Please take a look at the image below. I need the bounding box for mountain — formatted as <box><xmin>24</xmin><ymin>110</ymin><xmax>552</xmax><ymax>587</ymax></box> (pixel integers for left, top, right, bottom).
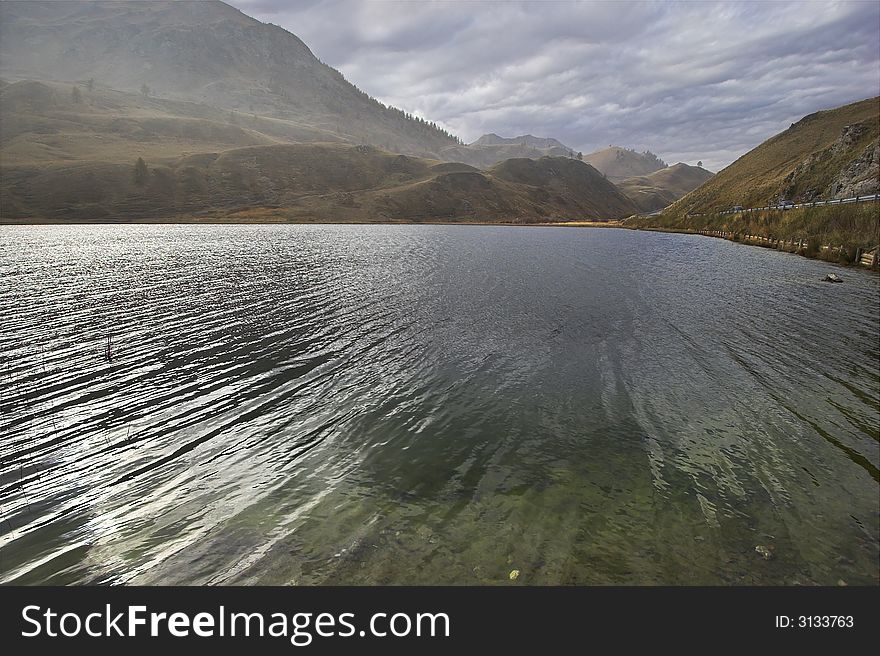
<box><xmin>0</xmin><ymin>0</ymin><xmax>459</xmax><ymax>158</ymax></box>
<box><xmin>0</xmin><ymin>1</ymin><xmax>640</xmax><ymax>224</ymax></box>
<box><xmin>0</xmin><ymin>84</ymin><xmax>637</xmax><ymax>224</ymax></box>
<box><xmin>437</xmin><ymin>133</ymin><xmax>576</xmax><ymax>168</ymax></box>
<box><xmin>618</xmin><ymin>163</ymin><xmax>714</xmax><ymax>213</ymax></box>
<box><xmin>582</xmin><ymin>147</ymin><xmax>667</xmax><ymax>182</ymax></box>
<box><xmin>471</xmin><ymin>134</ymin><xmax>570</xmax><ymax>150</ymax></box>
<box><xmin>663</xmin><ymin>96</ymin><xmax>879</xmax><ymax>217</ymax></box>
<box><xmin>1</xmin><ymin>143</ymin><xmax>638</xmax><ymax>223</ymax></box>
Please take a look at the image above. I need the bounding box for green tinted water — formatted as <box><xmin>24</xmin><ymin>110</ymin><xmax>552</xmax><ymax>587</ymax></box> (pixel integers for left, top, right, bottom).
<box><xmin>1</xmin><ymin>225</ymin><xmax>877</xmax><ymax>585</ymax></box>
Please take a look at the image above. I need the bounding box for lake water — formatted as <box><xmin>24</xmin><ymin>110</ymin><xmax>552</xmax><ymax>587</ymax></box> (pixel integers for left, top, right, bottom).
<box><xmin>1</xmin><ymin>224</ymin><xmax>877</xmax><ymax>585</ymax></box>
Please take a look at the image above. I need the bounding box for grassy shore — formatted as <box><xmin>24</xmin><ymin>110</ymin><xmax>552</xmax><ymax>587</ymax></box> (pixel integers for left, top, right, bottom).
<box><xmin>628</xmin><ymin>203</ymin><xmax>879</xmax><ymax>264</ymax></box>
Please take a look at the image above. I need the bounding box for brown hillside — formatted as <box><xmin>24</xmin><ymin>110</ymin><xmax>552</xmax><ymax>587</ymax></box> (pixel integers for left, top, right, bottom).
<box><xmin>488</xmin><ymin>157</ymin><xmax>637</xmax><ymax>218</ymax></box>
<box><xmin>1</xmin><ymin>144</ymin><xmax>637</xmax><ymax>223</ymax></box>
<box><xmin>618</xmin><ymin>163</ymin><xmax>714</xmax><ymax>213</ymax></box>
<box><xmin>663</xmin><ymin>96</ymin><xmax>879</xmax><ymax>218</ymax></box>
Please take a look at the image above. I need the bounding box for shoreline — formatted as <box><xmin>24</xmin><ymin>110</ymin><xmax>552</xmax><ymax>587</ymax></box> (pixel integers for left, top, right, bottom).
<box><xmin>0</xmin><ymin>218</ymin><xmax>625</xmax><ymax>227</ymax></box>
<box><xmin>2</xmin><ymin>217</ymin><xmax>876</xmax><ymax>271</ymax></box>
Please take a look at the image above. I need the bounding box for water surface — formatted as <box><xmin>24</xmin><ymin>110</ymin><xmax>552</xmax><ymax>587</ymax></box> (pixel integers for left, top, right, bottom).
<box><xmin>1</xmin><ymin>225</ymin><xmax>878</xmax><ymax>585</ymax></box>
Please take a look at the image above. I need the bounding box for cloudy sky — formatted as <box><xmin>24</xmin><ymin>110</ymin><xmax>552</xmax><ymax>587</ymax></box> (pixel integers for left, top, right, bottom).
<box><xmin>231</xmin><ymin>0</ymin><xmax>880</xmax><ymax>171</ymax></box>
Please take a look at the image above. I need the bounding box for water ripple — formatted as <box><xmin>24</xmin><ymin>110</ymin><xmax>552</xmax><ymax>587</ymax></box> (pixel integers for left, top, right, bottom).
<box><xmin>0</xmin><ymin>225</ymin><xmax>877</xmax><ymax>585</ymax></box>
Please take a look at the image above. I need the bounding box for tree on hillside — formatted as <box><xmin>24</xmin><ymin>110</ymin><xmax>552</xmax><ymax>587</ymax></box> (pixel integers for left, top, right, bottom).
<box><xmin>140</xmin><ymin>83</ymin><xmax>150</xmax><ymax>98</ymax></box>
<box><xmin>71</xmin><ymin>86</ymin><xmax>82</xmax><ymax>103</ymax></box>
<box><xmin>697</xmin><ymin>160</ymin><xmax>703</xmax><ymax>168</ymax></box>
<box><xmin>577</xmin><ymin>152</ymin><xmax>583</xmax><ymax>160</ymax></box>
<box><xmin>133</xmin><ymin>157</ymin><xmax>148</xmax><ymax>186</ymax></box>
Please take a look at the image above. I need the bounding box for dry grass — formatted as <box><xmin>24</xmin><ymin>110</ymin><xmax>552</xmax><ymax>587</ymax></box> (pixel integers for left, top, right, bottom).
<box><xmin>631</xmin><ymin>97</ymin><xmax>880</xmax><ymax>252</ymax></box>
<box><xmin>542</xmin><ymin>220</ymin><xmax>622</xmax><ymax>227</ymax></box>
<box><xmin>665</xmin><ymin>97</ymin><xmax>879</xmax><ymax>217</ymax></box>
<box><xmin>630</xmin><ymin>203</ymin><xmax>880</xmax><ymax>252</ymax></box>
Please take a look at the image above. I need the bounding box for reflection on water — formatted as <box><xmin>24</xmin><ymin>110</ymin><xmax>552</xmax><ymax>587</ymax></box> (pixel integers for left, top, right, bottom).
<box><xmin>0</xmin><ymin>225</ymin><xmax>877</xmax><ymax>585</ymax></box>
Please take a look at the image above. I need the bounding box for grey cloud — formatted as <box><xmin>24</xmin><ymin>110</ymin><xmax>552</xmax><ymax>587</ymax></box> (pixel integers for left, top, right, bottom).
<box><xmin>232</xmin><ymin>0</ymin><xmax>880</xmax><ymax>171</ymax></box>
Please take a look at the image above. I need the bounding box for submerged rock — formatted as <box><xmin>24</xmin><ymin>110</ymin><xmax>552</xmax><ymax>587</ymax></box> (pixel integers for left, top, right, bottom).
<box><xmin>755</xmin><ymin>545</ymin><xmax>774</xmax><ymax>560</ymax></box>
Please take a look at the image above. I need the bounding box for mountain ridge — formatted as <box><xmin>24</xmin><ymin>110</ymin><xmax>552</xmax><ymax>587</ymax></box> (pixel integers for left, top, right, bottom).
<box><xmin>436</xmin><ymin>133</ymin><xmax>576</xmax><ymax>168</ymax></box>
<box><xmin>471</xmin><ymin>134</ymin><xmax>571</xmax><ymax>150</ymax></box>
<box><xmin>0</xmin><ymin>0</ymin><xmax>461</xmax><ymax>158</ymax></box>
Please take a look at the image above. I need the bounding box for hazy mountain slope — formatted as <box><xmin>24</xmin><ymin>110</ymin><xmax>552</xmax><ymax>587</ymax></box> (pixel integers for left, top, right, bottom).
<box><xmin>618</xmin><ymin>163</ymin><xmax>714</xmax><ymax>213</ymax></box>
<box><xmin>488</xmin><ymin>157</ymin><xmax>637</xmax><ymax>218</ymax></box>
<box><xmin>0</xmin><ymin>80</ymin><xmax>286</xmax><ymax>166</ymax></box>
<box><xmin>664</xmin><ymin>96</ymin><xmax>879</xmax><ymax>217</ymax></box>
<box><xmin>0</xmin><ymin>0</ymin><xmax>459</xmax><ymax>158</ymax></box>
<box><xmin>582</xmin><ymin>146</ymin><xmax>667</xmax><ymax>182</ymax></box>
<box><xmin>471</xmin><ymin>134</ymin><xmax>570</xmax><ymax>150</ymax></box>
<box><xmin>1</xmin><ymin>144</ymin><xmax>637</xmax><ymax>223</ymax></box>
<box><xmin>438</xmin><ymin>133</ymin><xmax>575</xmax><ymax>168</ymax></box>
<box><xmin>0</xmin><ymin>1</ymin><xmax>639</xmax><ymax>224</ymax></box>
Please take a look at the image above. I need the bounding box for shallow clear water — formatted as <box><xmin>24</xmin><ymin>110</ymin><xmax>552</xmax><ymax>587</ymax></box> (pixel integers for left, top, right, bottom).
<box><xmin>0</xmin><ymin>224</ymin><xmax>877</xmax><ymax>585</ymax></box>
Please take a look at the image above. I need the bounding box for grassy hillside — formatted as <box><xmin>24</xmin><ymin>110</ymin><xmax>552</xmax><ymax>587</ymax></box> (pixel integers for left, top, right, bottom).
<box><xmin>629</xmin><ymin>203</ymin><xmax>879</xmax><ymax>255</ymax></box>
<box><xmin>488</xmin><ymin>157</ymin><xmax>636</xmax><ymax>218</ymax></box>
<box><xmin>1</xmin><ymin>141</ymin><xmax>638</xmax><ymax>223</ymax></box>
<box><xmin>662</xmin><ymin>96</ymin><xmax>879</xmax><ymax>217</ymax></box>
<box><xmin>618</xmin><ymin>163</ymin><xmax>714</xmax><ymax>213</ymax></box>
<box><xmin>628</xmin><ymin>97</ymin><xmax>880</xmax><ymax>255</ymax></box>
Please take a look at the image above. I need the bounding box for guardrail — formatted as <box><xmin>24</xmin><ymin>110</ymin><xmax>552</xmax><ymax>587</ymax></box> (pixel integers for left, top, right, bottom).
<box><xmin>717</xmin><ymin>193</ymin><xmax>880</xmax><ymax>215</ymax></box>
<box><xmin>694</xmin><ymin>230</ymin><xmax>879</xmax><ymax>269</ymax></box>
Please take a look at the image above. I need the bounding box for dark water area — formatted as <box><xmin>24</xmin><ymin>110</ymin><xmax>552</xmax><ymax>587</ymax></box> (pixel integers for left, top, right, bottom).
<box><xmin>1</xmin><ymin>224</ymin><xmax>877</xmax><ymax>585</ymax></box>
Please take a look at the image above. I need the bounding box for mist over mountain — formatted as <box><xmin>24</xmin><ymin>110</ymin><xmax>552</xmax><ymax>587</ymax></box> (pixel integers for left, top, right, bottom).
<box><xmin>435</xmin><ymin>133</ymin><xmax>577</xmax><ymax>169</ymax></box>
<box><xmin>0</xmin><ymin>78</ymin><xmax>637</xmax><ymax>223</ymax></box>
<box><xmin>582</xmin><ymin>147</ymin><xmax>668</xmax><ymax>183</ymax></box>
<box><xmin>471</xmin><ymin>134</ymin><xmax>570</xmax><ymax>150</ymax></box>
<box><xmin>0</xmin><ymin>0</ymin><xmax>460</xmax><ymax>158</ymax></box>
<box><xmin>0</xmin><ymin>0</ymin><xmax>750</xmax><ymax>225</ymax></box>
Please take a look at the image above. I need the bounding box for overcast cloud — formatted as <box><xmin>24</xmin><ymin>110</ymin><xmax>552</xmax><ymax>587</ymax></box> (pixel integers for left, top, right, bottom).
<box><xmin>231</xmin><ymin>0</ymin><xmax>880</xmax><ymax>171</ymax></box>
